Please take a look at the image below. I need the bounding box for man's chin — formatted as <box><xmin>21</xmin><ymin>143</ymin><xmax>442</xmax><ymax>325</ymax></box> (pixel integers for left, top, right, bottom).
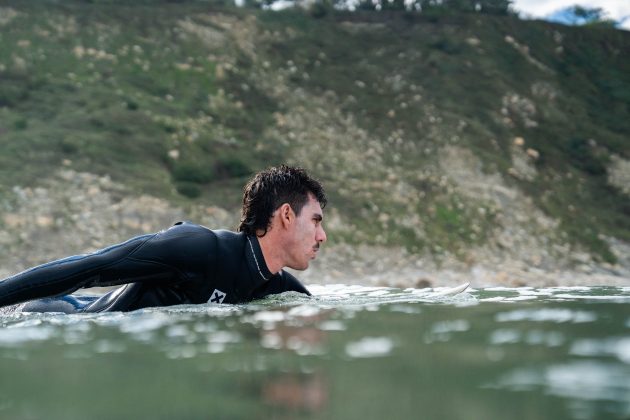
<box><xmin>288</xmin><ymin>261</ymin><xmax>310</xmax><ymax>271</ymax></box>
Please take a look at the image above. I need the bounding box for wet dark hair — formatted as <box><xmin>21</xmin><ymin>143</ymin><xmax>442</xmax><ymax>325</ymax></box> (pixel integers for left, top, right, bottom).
<box><xmin>238</xmin><ymin>165</ymin><xmax>327</xmax><ymax>236</ymax></box>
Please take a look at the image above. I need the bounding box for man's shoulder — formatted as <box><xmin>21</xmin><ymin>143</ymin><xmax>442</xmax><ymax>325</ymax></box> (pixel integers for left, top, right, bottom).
<box><xmin>211</xmin><ymin>228</ymin><xmax>247</xmax><ymax>248</ymax></box>
<box><xmin>158</xmin><ymin>222</ymin><xmax>215</xmax><ymax>244</ymax></box>
<box><xmin>166</xmin><ymin>223</ymin><xmax>249</xmax><ymax>252</ymax></box>
<box><xmin>168</xmin><ymin>222</ymin><xmax>241</xmax><ymax>240</ymax></box>
<box><xmin>212</xmin><ymin>228</ymin><xmax>242</xmax><ymax>239</ymax></box>
<box><xmin>165</xmin><ymin>222</ymin><xmax>248</xmax><ymax>252</ymax></box>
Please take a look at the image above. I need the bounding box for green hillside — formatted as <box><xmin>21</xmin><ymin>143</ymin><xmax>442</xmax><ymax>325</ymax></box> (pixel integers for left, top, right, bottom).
<box><xmin>0</xmin><ymin>1</ymin><xmax>629</xmax><ymax>275</ymax></box>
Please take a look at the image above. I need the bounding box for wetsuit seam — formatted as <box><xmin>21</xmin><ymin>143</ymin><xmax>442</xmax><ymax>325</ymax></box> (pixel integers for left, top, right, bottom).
<box><xmin>0</xmin><ymin>236</ymin><xmax>153</xmax><ymax>301</ymax></box>
<box><xmin>125</xmin><ymin>233</ymin><xmax>160</xmax><ymax>256</ymax></box>
<box><xmin>247</xmin><ymin>236</ymin><xmax>270</xmax><ymax>281</ymax></box>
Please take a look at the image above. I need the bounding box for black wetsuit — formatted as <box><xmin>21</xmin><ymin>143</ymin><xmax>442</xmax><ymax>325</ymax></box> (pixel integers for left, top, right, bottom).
<box><xmin>0</xmin><ymin>222</ymin><xmax>310</xmax><ymax>314</ymax></box>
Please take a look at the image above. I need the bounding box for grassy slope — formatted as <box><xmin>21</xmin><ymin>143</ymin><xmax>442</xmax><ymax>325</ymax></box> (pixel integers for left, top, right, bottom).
<box><xmin>0</xmin><ymin>1</ymin><xmax>279</xmax><ymax>208</ymax></box>
<box><xmin>0</xmin><ymin>1</ymin><xmax>628</xmax><ymax>262</ymax></box>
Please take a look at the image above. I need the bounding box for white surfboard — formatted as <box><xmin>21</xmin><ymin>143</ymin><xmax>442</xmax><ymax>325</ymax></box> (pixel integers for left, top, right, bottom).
<box><xmin>432</xmin><ymin>282</ymin><xmax>470</xmax><ymax>296</ymax></box>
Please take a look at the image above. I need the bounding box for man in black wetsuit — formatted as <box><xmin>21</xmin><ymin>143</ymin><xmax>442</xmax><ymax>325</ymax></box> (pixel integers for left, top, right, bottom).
<box><xmin>0</xmin><ymin>165</ymin><xmax>327</xmax><ymax>313</ymax></box>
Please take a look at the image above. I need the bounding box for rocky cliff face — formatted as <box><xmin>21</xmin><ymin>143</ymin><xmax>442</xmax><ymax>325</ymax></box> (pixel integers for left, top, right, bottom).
<box><xmin>0</xmin><ymin>4</ymin><xmax>628</xmax><ymax>287</ymax></box>
<box><xmin>0</xmin><ymin>169</ymin><xmax>236</xmax><ymax>278</ymax></box>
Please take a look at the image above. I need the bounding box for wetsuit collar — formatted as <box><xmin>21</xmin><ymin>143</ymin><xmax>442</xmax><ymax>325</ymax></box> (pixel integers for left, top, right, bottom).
<box><xmin>245</xmin><ymin>235</ymin><xmax>273</xmax><ymax>282</ymax></box>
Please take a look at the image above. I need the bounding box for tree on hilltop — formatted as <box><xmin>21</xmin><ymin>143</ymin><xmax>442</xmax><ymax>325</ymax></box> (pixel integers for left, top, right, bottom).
<box><xmin>550</xmin><ymin>5</ymin><xmax>617</xmax><ymax>27</ymax></box>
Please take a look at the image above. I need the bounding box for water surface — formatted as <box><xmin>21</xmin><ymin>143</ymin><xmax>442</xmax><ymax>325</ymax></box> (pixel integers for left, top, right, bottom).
<box><xmin>1</xmin><ymin>284</ymin><xmax>629</xmax><ymax>420</ymax></box>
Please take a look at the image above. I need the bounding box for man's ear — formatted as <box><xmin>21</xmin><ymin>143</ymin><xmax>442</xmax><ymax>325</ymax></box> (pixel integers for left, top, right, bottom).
<box><xmin>278</xmin><ymin>203</ymin><xmax>294</xmax><ymax>228</ymax></box>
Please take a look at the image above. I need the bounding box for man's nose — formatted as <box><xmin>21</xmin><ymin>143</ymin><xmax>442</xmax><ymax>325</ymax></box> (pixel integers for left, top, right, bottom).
<box><xmin>316</xmin><ymin>226</ymin><xmax>327</xmax><ymax>243</ymax></box>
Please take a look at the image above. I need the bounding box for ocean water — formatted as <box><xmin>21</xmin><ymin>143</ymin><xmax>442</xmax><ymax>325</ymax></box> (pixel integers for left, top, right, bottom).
<box><xmin>1</xmin><ymin>284</ymin><xmax>629</xmax><ymax>420</ymax></box>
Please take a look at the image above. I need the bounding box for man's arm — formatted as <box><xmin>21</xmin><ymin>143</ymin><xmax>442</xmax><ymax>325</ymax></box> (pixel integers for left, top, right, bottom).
<box><xmin>0</xmin><ymin>233</ymin><xmax>168</xmax><ymax>308</ymax></box>
<box><xmin>0</xmin><ymin>222</ymin><xmax>220</xmax><ymax>310</ymax></box>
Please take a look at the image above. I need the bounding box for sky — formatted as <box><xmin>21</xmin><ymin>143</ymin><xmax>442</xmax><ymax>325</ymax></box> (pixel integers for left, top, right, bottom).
<box><xmin>512</xmin><ymin>0</ymin><xmax>630</xmax><ymax>30</ymax></box>
<box><xmin>262</xmin><ymin>0</ymin><xmax>630</xmax><ymax>30</ymax></box>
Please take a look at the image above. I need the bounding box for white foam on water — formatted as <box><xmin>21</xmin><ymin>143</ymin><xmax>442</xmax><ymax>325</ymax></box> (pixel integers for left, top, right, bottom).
<box><xmin>309</xmin><ymin>283</ymin><xmax>475</xmax><ymax>304</ymax></box>
<box><xmin>119</xmin><ymin>312</ymin><xmax>172</xmax><ymax>334</ymax></box>
<box><xmin>205</xmin><ymin>342</ymin><xmax>226</xmax><ymax>354</ymax></box>
<box><xmin>193</xmin><ymin>322</ymin><xmax>218</xmax><ymax>334</ymax></box>
<box><xmin>488</xmin><ymin>361</ymin><xmax>630</xmax><ymax>412</ymax></box>
<box><xmin>207</xmin><ymin>330</ymin><xmax>241</xmax><ymax>345</ymax></box>
<box><xmin>366</xmin><ymin>289</ymin><xmax>391</xmax><ymax>297</ymax></box>
<box><xmin>495</xmin><ymin>308</ymin><xmax>597</xmax><ymax>323</ymax></box>
<box><xmin>571</xmin><ymin>337</ymin><xmax>630</xmax><ymax>364</ymax></box>
<box><xmin>166</xmin><ymin>345</ymin><xmax>197</xmax><ymax>360</ymax></box>
<box><xmin>489</xmin><ymin>328</ymin><xmax>565</xmax><ymax>347</ymax></box>
<box><xmin>63</xmin><ymin>325</ymin><xmax>92</xmax><ymax>345</ymax></box>
<box><xmin>489</xmin><ymin>329</ymin><xmax>522</xmax><ymax>345</ymax></box>
<box><xmin>345</xmin><ymin>336</ymin><xmax>394</xmax><ymax>358</ymax></box>
<box><xmin>425</xmin><ymin>319</ymin><xmax>471</xmax><ymax>343</ymax></box>
<box><xmin>388</xmin><ymin>304</ymin><xmax>421</xmax><ymax>314</ymax></box>
<box><xmin>485</xmin><ymin>287</ymin><xmax>524</xmax><ymax>292</ymax></box>
<box><xmin>249</xmin><ymin>310</ymin><xmax>286</xmax><ymax>324</ymax></box>
<box><xmin>540</xmin><ymin>286</ymin><xmax>592</xmax><ymax>292</ymax></box>
<box><xmin>554</xmin><ymin>294</ymin><xmax>630</xmax><ymax>301</ymax></box>
<box><xmin>502</xmin><ymin>295</ymin><xmax>538</xmax><ymax>302</ymax></box>
<box><xmin>545</xmin><ymin>361</ymin><xmax>630</xmax><ymax>404</ymax></box>
<box><xmin>479</xmin><ymin>296</ymin><xmax>508</xmax><ymax>302</ymax></box>
<box><xmin>94</xmin><ymin>339</ymin><xmax>126</xmax><ymax>354</ymax></box>
<box><xmin>525</xmin><ymin>330</ymin><xmax>564</xmax><ymax>347</ymax></box>
<box><xmin>260</xmin><ymin>331</ymin><xmax>283</xmax><ymax>350</ymax></box>
<box><xmin>166</xmin><ymin>324</ymin><xmax>189</xmax><ymax>338</ymax></box>
<box><xmin>431</xmin><ymin>319</ymin><xmax>470</xmax><ymax>334</ymax></box>
<box><xmin>286</xmin><ymin>335</ymin><xmax>326</xmax><ymax>356</ymax></box>
<box><xmin>318</xmin><ymin>320</ymin><xmax>346</xmax><ymax>331</ymax></box>
<box><xmin>517</xmin><ymin>289</ymin><xmax>553</xmax><ymax>296</ymax></box>
<box><xmin>286</xmin><ymin>304</ymin><xmax>321</xmax><ymax>318</ymax></box>
<box><xmin>0</xmin><ymin>325</ymin><xmax>56</xmax><ymax>346</ymax></box>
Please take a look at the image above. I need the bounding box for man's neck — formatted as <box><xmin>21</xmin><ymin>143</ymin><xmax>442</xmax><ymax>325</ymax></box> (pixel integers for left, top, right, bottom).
<box><xmin>256</xmin><ymin>233</ymin><xmax>284</xmax><ymax>275</ymax></box>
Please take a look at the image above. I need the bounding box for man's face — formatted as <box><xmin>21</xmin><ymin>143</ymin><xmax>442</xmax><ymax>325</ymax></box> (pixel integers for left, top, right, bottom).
<box><xmin>286</xmin><ymin>194</ymin><xmax>327</xmax><ymax>270</ymax></box>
